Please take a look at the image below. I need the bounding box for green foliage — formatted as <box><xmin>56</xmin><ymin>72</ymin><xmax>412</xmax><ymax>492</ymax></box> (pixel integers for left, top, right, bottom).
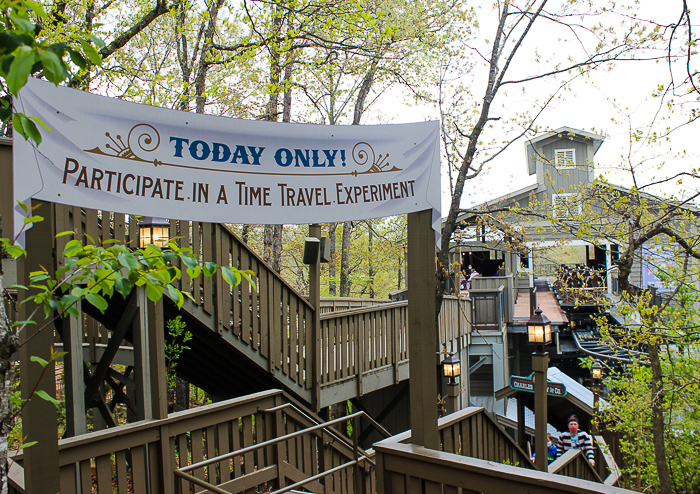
<box><xmin>0</xmin><ymin>0</ymin><xmax>104</xmax><ymax>144</ymax></box>
<box><xmin>594</xmin><ymin>261</ymin><xmax>700</xmax><ymax>493</ymax></box>
<box><xmin>165</xmin><ymin>316</ymin><xmax>192</xmax><ymax>391</ymax></box>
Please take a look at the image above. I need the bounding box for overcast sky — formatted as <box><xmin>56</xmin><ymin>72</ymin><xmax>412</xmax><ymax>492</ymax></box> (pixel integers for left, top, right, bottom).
<box><xmin>369</xmin><ymin>1</ymin><xmax>698</xmax><ymax>214</ymax></box>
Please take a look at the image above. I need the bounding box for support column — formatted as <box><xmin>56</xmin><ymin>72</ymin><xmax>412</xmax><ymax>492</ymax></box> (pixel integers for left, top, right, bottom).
<box><xmin>309</xmin><ymin>224</ymin><xmax>321</xmax><ymax>411</ymax></box>
<box><xmin>447</xmin><ymin>384</ymin><xmax>459</xmax><ymax>414</ymax></box>
<box><xmin>533</xmin><ymin>351</ymin><xmax>549</xmax><ymax>472</ymax></box>
<box><xmin>407</xmin><ymin>210</ymin><xmax>438</xmax><ymax>449</ymax></box>
<box><xmin>517</xmin><ymin>395</ymin><xmax>526</xmax><ymax>451</ymax></box>
<box><xmin>18</xmin><ymin>200</ymin><xmax>60</xmax><ymax>493</ymax></box>
<box><xmin>493</xmin><ymin>338</ymin><xmax>506</xmax><ymax>417</ymax></box>
<box><xmin>63</xmin><ymin>301</ymin><xmax>86</xmax><ymax>437</ymax></box>
<box><xmin>606</xmin><ymin>243</ymin><xmax>612</xmax><ymax>295</ymax></box>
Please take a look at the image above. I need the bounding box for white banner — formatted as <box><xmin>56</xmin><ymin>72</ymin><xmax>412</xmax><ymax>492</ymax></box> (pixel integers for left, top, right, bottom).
<box><xmin>14</xmin><ymin>78</ymin><xmax>441</xmax><ymax>244</ymax></box>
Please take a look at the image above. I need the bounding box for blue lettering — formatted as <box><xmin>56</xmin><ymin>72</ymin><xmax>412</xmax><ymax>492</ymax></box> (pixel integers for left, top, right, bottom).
<box><xmin>170</xmin><ymin>137</ymin><xmax>189</xmax><ymax>157</ymax></box>
<box><xmin>212</xmin><ymin>143</ymin><xmax>231</xmax><ymax>162</ymax></box>
<box><xmin>247</xmin><ymin>146</ymin><xmax>265</xmax><ymax>165</ymax></box>
<box><xmin>189</xmin><ymin>140</ymin><xmax>210</xmax><ymax>160</ymax></box>
<box><xmin>323</xmin><ymin>149</ymin><xmax>338</xmax><ymax>167</ymax></box>
<box><xmin>295</xmin><ymin>149</ymin><xmax>310</xmax><ymax>167</ymax></box>
<box><xmin>231</xmin><ymin>145</ymin><xmax>250</xmax><ymax>164</ymax></box>
<box><xmin>275</xmin><ymin>148</ymin><xmax>293</xmax><ymax>167</ymax></box>
<box><xmin>312</xmin><ymin>150</ymin><xmax>327</xmax><ymax>167</ymax></box>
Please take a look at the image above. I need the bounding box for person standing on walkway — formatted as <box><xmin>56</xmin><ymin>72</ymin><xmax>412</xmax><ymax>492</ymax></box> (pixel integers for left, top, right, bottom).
<box><xmin>557</xmin><ymin>414</ymin><xmax>595</xmax><ymax>467</ymax></box>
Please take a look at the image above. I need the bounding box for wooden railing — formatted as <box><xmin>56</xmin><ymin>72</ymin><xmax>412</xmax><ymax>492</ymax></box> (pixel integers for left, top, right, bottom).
<box><xmin>374</xmin><ymin>407</ymin><xmax>631</xmax><ymax>494</ymax></box>
<box><xmin>549</xmin><ymin>449</ymin><xmax>602</xmax><ymax>483</ymax></box>
<box><xmin>319</xmin><ymin>301</ymin><xmax>408</xmax><ymax>387</ymax></box>
<box><xmin>319</xmin><ymin>297</ymin><xmax>392</xmax><ymax>314</ymax></box>
<box><xmin>12</xmin><ymin>389</ymin><xmax>368</xmax><ymax>494</ymax></box>
<box><xmin>374</xmin><ymin>440</ymin><xmax>632</xmax><ymax>494</ymax></box>
<box><xmin>318</xmin><ymin>296</ymin><xmax>471</xmax><ymax>400</ymax></box>
<box><xmin>388</xmin><ymin>407</ymin><xmax>535</xmax><ymax>469</ymax></box>
<box><xmin>51</xmin><ymin>206</ymin><xmax>315</xmax><ymax>392</ymax></box>
<box><xmin>41</xmin><ymin>204</ymin><xmax>474</xmax><ymax>408</ymax></box>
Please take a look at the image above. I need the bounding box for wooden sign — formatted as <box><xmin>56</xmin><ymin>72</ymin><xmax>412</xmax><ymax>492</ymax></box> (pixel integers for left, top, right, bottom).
<box><xmin>509</xmin><ymin>373</ymin><xmax>567</xmax><ymax>397</ymax></box>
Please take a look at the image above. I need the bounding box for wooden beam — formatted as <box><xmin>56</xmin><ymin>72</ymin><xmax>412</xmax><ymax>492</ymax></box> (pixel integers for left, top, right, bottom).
<box><xmin>407</xmin><ymin>210</ymin><xmax>439</xmax><ymax>449</ymax></box>
<box><xmin>18</xmin><ymin>200</ymin><xmax>60</xmax><ymax>493</ymax></box>
<box><xmin>63</xmin><ymin>300</ymin><xmax>87</xmax><ymax>437</ymax></box>
<box><xmin>309</xmin><ymin>224</ymin><xmax>321</xmax><ymax>411</ymax></box>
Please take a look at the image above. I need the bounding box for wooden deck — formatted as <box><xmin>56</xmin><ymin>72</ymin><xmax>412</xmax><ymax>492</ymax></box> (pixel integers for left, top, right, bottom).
<box><xmin>513</xmin><ymin>290</ymin><xmax>569</xmax><ymax>324</ymax></box>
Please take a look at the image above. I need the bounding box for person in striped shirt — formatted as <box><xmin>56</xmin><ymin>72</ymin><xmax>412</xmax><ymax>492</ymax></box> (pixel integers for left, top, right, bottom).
<box><xmin>557</xmin><ymin>414</ymin><xmax>595</xmax><ymax>467</ymax></box>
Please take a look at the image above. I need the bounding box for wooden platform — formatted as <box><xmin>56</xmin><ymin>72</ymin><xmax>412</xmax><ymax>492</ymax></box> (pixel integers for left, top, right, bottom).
<box><xmin>513</xmin><ymin>291</ymin><xmax>569</xmax><ymax>324</ymax></box>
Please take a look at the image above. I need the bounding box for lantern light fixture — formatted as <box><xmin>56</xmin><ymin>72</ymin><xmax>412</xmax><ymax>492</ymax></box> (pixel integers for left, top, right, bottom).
<box><xmin>138</xmin><ymin>217</ymin><xmax>171</xmax><ymax>248</ymax></box>
<box><xmin>591</xmin><ymin>362</ymin><xmax>603</xmax><ymax>381</ymax></box>
<box><xmin>442</xmin><ymin>352</ymin><xmax>461</xmax><ymax>386</ymax></box>
<box><xmin>527</xmin><ymin>308</ymin><xmax>552</xmax><ymax>352</ymax></box>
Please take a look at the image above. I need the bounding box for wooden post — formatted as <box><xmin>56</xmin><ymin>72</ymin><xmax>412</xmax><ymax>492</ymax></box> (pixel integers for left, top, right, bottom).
<box><xmin>18</xmin><ymin>200</ymin><xmax>60</xmax><ymax>493</ymax></box>
<box><xmin>63</xmin><ymin>300</ymin><xmax>87</xmax><ymax>437</ymax></box>
<box><xmin>533</xmin><ymin>351</ymin><xmax>549</xmax><ymax>471</ymax></box>
<box><xmin>407</xmin><ymin>210</ymin><xmax>439</xmax><ymax>449</ymax></box>
<box><xmin>517</xmin><ymin>394</ymin><xmax>526</xmax><ymax>451</ymax></box>
<box><xmin>447</xmin><ymin>383</ymin><xmax>459</xmax><ymax>414</ymax></box>
<box><xmin>309</xmin><ymin>224</ymin><xmax>321</xmax><ymax>411</ymax></box>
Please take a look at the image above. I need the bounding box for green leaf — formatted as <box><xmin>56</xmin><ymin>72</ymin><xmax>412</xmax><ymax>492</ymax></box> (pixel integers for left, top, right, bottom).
<box><xmin>50</xmin><ymin>351</ymin><xmax>68</xmax><ymax>361</ymax></box>
<box><xmin>30</xmin><ymin>355</ymin><xmax>48</xmax><ymax>368</ymax></box>
<box><xmin>38</xmin><ymin>50</ymin><xmax>68</xmax><ymax>85</ymax></box>
<box><xmin>68</xmin><ymin>48</ymin><xmax>87</xmax><ymax>69</ymax></box>
<box><xmin>35</xmin><ymin>390</ymin><xmax>60</xmax><ymax>406</ymax></box>
<box><xmin>17</xmin><ymin>200</ymin><xmax>29</xmax><ymax>214</ymax></box>
<box><xmin>10</xmin><ymin>320</ymin><xmax>36</xmax><ymax>327</ymax></box>
<box><xmin>79</xmin><ymin>39</ymin><xmax>101</xmax><ymax>65</ymax></box>
<box><xmin>86</xmin><ymin>293</ymin><xmax>108</xmax><ymax>313</ymax></box>
<box><xmin>221</xmin><ymin>266</ymin><xmax>241</xmax><ymax>287</ymax></box>
<box><xmin>7</xmin><ymin>46</ymin><xmax>35</xmax><ymax>95</ymax></box>
<box><xmin>55</xmin><ymin>231</ymin><xmax>75</xmax><ymax>238</ymax></box>
<box><xmin>9</xmin><ymin>14</ymin><xmax>35</xmax><ymax>34</ymax></box>
<box><xmin>204</xmin><ymin>262</ymin><xmax>217</xmax><ymax>279</ymax></box>
<box><xmin>23</xmin><ymin>215</ymin><xmax>43</xmax><ymax>224</ymax></box>
<box><xmin>180</xmin><ymin>254</ymin><xmax>198</xmax><ymax>271</ymax></box>
<box><xmin>118</xmin><ymin>251</ymin><xmax>139</xmax><ymax>271</ymax></box>
<box><xmin>114</xmin><ymin>278</ymin><xmax>133</xmax><ymax>299</ymax></box>
<box><xmin>241</xmin><ymin>272</ymin><xmax>258</xmax><ymax>292</ymax></box>
<box><xmin>8</xmin><ymin>284</ymin><xmax>28</xmax><ymax>290</ymax></box>
<box><xmin>88</xmin><ymin>34</ymin><xmax>106</xmax><ymax>49</ymax></box>
<box><xmin>19</xmin><ymin>441</ymin><xmax>37</xmax><ymax>450</ymax></box>
<box><xmin>167</xmin><ymin>284</ymin><xmax>184</xmax><ymax>309</ymax></box>
<box><xmin>145</xmin><ymin>281</ymin><xmax>163</xmax><ymax>303</ymax></box>
<box><xmin>13</xmin><ymin>113</ymin><xmax>42</xmax><ymax>146</ymax></box>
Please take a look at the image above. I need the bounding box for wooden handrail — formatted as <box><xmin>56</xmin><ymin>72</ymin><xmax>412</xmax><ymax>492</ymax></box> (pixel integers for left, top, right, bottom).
<box><xmin>374</xmin><ymin>440</ymin><xmax>634</xmax><ymax>494</ymax></box>
<box><xmin>319</xmin><ymin>300</ymin><xmax>407</xmax><ymax>319</ymax></box>
<box><xmin>549</xmin><ymin>449</ymin><xmax>603</xmax><ymax>483</ymax></box>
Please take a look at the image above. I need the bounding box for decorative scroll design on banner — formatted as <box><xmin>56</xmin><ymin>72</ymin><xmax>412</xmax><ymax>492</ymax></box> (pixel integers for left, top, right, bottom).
<box><xmin>85</xmin><ymin>124</ymin><xmax>403</xmax><ymax>177</ymax></box>
<box><xmin>351</xmin><ymin>142</ymin><xmax>401</xmax><ymax>176</ymax></box>
<box><xmin>85</xmin><ymin>124</ymin><xmax>162</xmax><ymax>164</ymax></box>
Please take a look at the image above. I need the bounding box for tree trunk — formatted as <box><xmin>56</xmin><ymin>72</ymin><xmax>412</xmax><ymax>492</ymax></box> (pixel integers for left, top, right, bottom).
<box><xmin>193</xmin><ymin>0</ymin><xmax>224</xmax><ymax>114</ymax></box>
<box><xmin>328</xmin><ymin>224</ymin><xmax>337</xmax><ymax>295</ymax></box>
<box><xmin>648</xmin><ymin>341</ymin><xmax>673</xmax><ymax>494</ymax></box>
<box><xmin>241</xmin><ymin>225</ymin><xmax>250</xmax><ymax>244</ymax></box>
<box><xmin>262</xmin><ymin>6</ymin><xmax>284</xmax><ymax>270</ymax></box>
<box><xmin>368</xmin><ymin>222</ymin><xmax>374</xmax><ymax>298</ymax></box>
<box><xmin>339</xmin><ymin>221</ymin><xmax>353</xmax><ymax>297</ymax></box>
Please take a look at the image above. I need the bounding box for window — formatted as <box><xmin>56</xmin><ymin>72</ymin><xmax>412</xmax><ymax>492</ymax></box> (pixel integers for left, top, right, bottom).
<box><xmin>552</xmin><ymin>193</ymin><xmax>581</xmax><ymax>218</ymax></box>
<box><xmin>554</xmin><ymin>148</ymin><xmax>576</xmax><ymax>169</ymax></box>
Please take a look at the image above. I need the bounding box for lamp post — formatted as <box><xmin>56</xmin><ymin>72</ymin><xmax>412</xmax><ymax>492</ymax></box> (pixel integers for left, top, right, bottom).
<box><xmin>138</xmin><ymin>217</ymin><xmax>171</xmax><ymax>248</ymax></box>
<box><xmin>442</xmin><ymin>352</ymin><xmax>461</xmax><ymax>414</ymax></box>
<box><xmin>527</xmin><ymin>308</ymin><xmax>551</xmax><ymax>472</ymax></box>
<box><xmin>591</xmin><ymin>362</ymin><xmax>603</xmax><ymax>434</ymax></box>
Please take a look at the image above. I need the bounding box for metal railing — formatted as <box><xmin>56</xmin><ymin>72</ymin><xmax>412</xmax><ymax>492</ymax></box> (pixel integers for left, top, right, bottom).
<box><xmin>174</xmin><ymin>403</ymin><xmax>391</xmax><ymax>494</ymax></box>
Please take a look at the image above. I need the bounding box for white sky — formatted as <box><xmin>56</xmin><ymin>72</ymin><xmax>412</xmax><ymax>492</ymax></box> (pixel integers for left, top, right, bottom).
<box><xmin>366</xmin><ymin>0</ymin><xmax>699</xmax><ymax>215</ymax></box>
